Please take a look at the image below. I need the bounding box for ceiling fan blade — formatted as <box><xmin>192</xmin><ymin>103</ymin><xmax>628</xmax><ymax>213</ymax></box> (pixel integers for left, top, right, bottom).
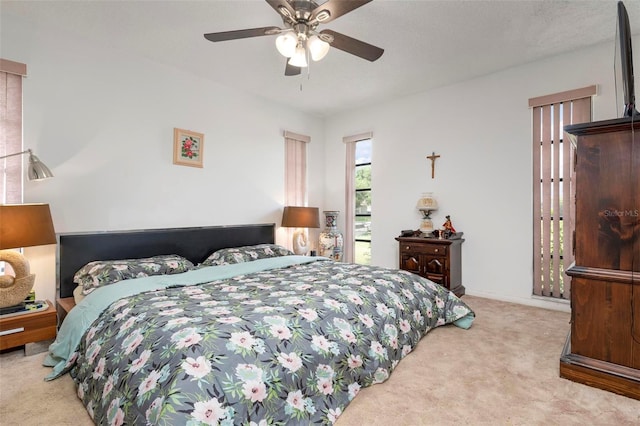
<box><xmin>320</xmin><ymin>29</ymin><xmax>384</xmax><ymax>62</ymax></box>
<box><xmin>204</xmin><ymin>26</ymin><xmax>280</xmax><ymax>42</ymax></box>
<box><xmin>310</xmin><ymin>0</ymin><xmax>372</xmax><ymax>24</ymax></box>
<box><xmin>284</xmin><ymin>61</ymin><xmax>301</xmax><ymax>76</ymax></box>
<box><xmin>265</xmin><ymin>0</ymin><xmax>297</xmax><ymax>24</ymax></box>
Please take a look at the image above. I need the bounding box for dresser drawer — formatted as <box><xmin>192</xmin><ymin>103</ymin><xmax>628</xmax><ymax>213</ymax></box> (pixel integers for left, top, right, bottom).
<box><xmin>400</xmin><ymin>243</ymin><xmax>448</xmax><ymax>256</ymax></box>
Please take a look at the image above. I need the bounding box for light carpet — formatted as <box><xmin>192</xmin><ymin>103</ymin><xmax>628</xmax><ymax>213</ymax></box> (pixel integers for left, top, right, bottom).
<box><xmin>1</xmin><ymin>295</ymin><xmax>639</xmax><ymax>425</ymax></box>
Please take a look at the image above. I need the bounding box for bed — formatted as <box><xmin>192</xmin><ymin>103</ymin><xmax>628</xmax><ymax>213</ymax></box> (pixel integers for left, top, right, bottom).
<box><xmin>45</xmin><ymin>223</ymin><xmax>474</xmax><ymax>425</ymax></box>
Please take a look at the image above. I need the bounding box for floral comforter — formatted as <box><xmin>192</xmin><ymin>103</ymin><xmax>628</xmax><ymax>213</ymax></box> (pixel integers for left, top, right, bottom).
<box><xmin>62</xmin><ymin>259</ymin><xmax>474</xmax><ymax>425</ymax></box>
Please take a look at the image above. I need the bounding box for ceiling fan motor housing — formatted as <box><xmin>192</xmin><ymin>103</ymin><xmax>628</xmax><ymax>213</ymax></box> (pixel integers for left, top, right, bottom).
<box><xmin>290</xmin><ymin>1</ymin><xmax>321</xmax><ymax>21</ymax></box>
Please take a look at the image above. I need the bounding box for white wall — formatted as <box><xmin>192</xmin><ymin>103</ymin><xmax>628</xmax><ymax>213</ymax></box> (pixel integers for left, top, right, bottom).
<box><xmin>2</xmin><ymin>14</ymin><xmax>325</xmax><ymax>303</ymax></box>
<box><xmin>323</xmin><ymin>39</ymin><xmax>625</xmax><ymax>312</ymax></box>
<box><xmin>3</xmin><ymin>8</ymin><xmax>633</xmax><ymax>312</ymax></box>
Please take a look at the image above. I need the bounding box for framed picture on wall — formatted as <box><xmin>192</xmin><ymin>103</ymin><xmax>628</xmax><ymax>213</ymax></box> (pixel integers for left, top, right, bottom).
<box><xmin>173</xmin><ymin>128</ymin><xmax>204</xmax><ymax>168</ymax></box>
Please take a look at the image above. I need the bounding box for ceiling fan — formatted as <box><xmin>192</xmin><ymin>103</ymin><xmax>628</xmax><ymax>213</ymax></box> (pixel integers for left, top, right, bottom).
<box><xmin>204</xmin><ymin>0</ymin><xmax>384</xmax><ymax>76</ymax></box>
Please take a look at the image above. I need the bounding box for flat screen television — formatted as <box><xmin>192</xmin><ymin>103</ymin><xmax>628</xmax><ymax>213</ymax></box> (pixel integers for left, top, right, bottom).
<box><xmin>616</xmin><ymin>1</ymin><xmax>638</xmax><ymax>117</ymax></box>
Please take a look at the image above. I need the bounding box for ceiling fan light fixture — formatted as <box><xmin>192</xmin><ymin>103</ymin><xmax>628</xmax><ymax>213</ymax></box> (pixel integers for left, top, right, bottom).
<box><xmin>288</xmin><ymin>44</ymin><xmax>308</xmax><ymax>68</ymax></box>
<box><xmin>276</xmin><ymin>32</ymin><xmax>297</xmax><ymax>58</ymax></box>
<box><xmin>308</xmin><ymin>35</ymin><xmax>330</xmax><ymax>61</ymax></box>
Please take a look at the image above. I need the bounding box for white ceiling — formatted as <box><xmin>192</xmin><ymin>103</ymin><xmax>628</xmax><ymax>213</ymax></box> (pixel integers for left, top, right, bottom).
<box><xmin>2</xmin><ymin>0</ymin><xmax>638</xmax><ymax>117</ymax></box>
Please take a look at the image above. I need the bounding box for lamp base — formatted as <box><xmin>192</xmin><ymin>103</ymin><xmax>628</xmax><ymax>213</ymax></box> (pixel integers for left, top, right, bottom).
<box><xmin>0</xmin><ymin>250</ymin><xmax>36</xmax><ymax>308</ymax></box>
<box><xmin>292</xmin><ymin>228</ymin><xmax>310</xmax><ymax>255</ymax></box>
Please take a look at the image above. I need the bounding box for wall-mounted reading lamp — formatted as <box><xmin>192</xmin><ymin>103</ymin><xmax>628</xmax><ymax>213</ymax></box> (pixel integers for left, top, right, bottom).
<box><xmin>0</xmin><ymin>149</ymin><xmax>54</xmax><ymax>181</ymax></box>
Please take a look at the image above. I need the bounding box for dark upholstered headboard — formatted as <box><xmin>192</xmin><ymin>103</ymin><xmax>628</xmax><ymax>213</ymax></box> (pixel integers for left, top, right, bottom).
<box><xmin>57</xmin><ymin>223</ymin><xmax>275</xmax><ymax>298</ymax></box>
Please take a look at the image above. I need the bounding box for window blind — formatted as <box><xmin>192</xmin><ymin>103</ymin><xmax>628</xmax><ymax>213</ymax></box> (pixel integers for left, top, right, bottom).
<box><xmin>1</xmin><ymin>59</ymin><xmax>27</xmax><ymax>204</ymax></box>
<box><xmin>530</xmin><ymin>86</ymin><xmax>595</xmax><ymax>299</ymax></box>
<box><xmin>283</xmin><ymin>130</ymin><xmax>310</xmax><ymax>251</ymax></box>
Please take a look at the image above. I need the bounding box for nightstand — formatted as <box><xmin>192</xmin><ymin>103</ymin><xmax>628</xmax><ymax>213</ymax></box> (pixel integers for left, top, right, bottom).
<box><xmin>396</xmin><ymin>236</ymin><xmax>465</xmax><ymax>297</ymax></box>
<box><xmin>0</xmin><ymin>300</ymin><xmax>57</xmax><ymax>351</ymax></box>
<box><xmin>56</xmin><ymin>297</ymin><xmax>76</xmax><ymax>324</ymax></box>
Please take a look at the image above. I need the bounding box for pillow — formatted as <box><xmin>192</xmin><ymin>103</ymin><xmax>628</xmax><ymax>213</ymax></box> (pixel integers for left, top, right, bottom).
<box><xmin>200</xmin><ymin>244</ymin><xmax>293</xmax><ymax>267</ymax></box>
<box><xmin>74</xmin><ymin>254</ymin><xmax>194</xmax><ymax>295</ymax></box>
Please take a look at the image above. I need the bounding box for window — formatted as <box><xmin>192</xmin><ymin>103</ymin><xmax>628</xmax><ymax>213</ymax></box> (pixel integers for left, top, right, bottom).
<box><xmin>354</xmin><ymin>139</ymin><xmax>372</xmax><ymax>264</ymax></box>
<box><xmin>529</xmin><ymin>85</ymin><xmax>595</xmax><ymax>299</ymax></box>
<box><xmin>344</xmin><ymin>132</ymin><xmax>372</xmax><ymax>264</ymax></box>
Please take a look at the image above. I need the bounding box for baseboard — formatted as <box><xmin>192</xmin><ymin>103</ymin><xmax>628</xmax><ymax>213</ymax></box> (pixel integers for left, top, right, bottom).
<box><xmin>464</xmin><ymin>290</ymin><xmax>570</xmax><ymax>313</ymax></box>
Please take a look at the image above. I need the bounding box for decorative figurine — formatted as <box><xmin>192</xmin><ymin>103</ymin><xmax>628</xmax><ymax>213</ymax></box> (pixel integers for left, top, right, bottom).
<box><xmin>442</xmin><ymin>215</ymin><xmax>456</xmax><ymax>234</ymax></box>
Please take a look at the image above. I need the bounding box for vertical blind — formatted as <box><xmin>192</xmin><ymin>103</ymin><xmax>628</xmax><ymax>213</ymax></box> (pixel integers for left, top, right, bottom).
<box><xmin>0</xmin><ymin>59</ymin><xmax>27</xmax><ymax>204</ymax></box>
<box><xmin>529</xmin><ymin>85</ymin><xmax>595</xmax><ymax>299</ymax></box>
<box><xmin>284</xmin><ymin>130</ymin><xmax>310</xmax><ymax>206</ymax></box>
<box><xmin>284</xmin><ymin>130</ymin><xmax>310</xmax><ymax>251</ymax></box>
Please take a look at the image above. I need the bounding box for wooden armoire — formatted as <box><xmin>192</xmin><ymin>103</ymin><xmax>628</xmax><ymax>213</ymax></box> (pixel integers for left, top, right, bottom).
<box><xmin>560</xmin><ymin>117</ymin><xmax>640</xmax><ymax>400</ymax></box>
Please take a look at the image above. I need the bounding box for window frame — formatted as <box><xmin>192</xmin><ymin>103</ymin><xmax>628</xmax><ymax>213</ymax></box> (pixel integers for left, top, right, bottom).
<box><xmin>344</xmin><ymin>132</ymin><xmax>373</xmax><ymax>264</ymax></box>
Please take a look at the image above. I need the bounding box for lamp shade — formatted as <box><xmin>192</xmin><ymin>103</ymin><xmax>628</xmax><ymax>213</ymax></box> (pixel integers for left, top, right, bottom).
<box><xmin>0</xmin><ymin>149</ymin><xmax>54</xmax><ymax>181</ymax></box>
<box><xmin>0</xmin><ymin>204</ymin><xmax>56</xmax><ymax>249</ymax></box>
<box><xmin>308</xmin><ymin>35</ymin><xmax>330</xmax><ymax>61</ymax></box>
<box><xmin>27</xmin><ymin>152</ymin><xmax>54</xmax><ymax>181</ymax></box>
<box><xmin>288</xmin><ymin>44</ymin><xmax>308</xmax><ymax>68</ymax></box>
<box><xmin>416</xmin><ymin>192</ymin><xmax>438</xmax><ymax>211</ymax></box>
<box><xmin>281</xmin><ymin>206</ymin><xmax>320</xmax><ymax>228</ymax></box>
<box><xmin>276</xmin><ymin>32</ymin><xmax>297</xmax><ymax>58</ymax></box>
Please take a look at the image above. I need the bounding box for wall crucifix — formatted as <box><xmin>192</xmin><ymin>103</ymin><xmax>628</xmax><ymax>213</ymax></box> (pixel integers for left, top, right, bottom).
<box><xmin>426</xmin><ymin>152</ymin><xmax>440</xmax><ymax>179</ymax></box>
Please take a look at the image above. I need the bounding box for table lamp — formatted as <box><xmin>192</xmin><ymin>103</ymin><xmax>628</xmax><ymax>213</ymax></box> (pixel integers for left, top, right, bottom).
<box><xmin>417</xmin><ymin>192</ymin><xmax>438</xmax><ymax>235</ymax></box>
<box><xmin>0</xmin><ymin>204</ymin><xmax>56</xmax><ymax>308</ymax></box>
<box><xmin>281</xmin><ymin>206</ymin><xmax>320</xmax><ymax>255</ymax></box>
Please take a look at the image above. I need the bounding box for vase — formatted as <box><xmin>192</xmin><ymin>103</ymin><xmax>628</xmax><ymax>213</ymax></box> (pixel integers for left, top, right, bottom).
<box><xmin>319</xmin><ymin>211</ymin><xmax>344</xmax><ymax>261</ymax></box>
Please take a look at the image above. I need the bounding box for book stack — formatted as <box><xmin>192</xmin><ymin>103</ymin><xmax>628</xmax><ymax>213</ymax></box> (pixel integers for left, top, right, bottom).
<box><xmin>0</xmin><ymin>292</ymin><xmax>48</xmax><ymax>317</ymax></box>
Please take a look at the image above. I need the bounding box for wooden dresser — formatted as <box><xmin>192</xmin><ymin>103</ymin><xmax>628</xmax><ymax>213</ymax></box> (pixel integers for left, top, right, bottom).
<box><xmin>560</xmin><ymin>117</ymin><xmax>640</xmax><ymax>400</ymax></box>
<box><xmin>395</xmin><ymin>236</ymin><xmax>465</xmax><ymax>297</ymax></box>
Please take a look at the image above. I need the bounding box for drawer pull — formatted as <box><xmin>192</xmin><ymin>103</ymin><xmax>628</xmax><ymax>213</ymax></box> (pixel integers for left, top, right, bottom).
<box><xmin>434</xmin><ymin>249</ymin><xmax>439</xmax><ymax>253</ymax></box>
<box><xmin>405</xmin><ymin>246</ymin><xmax>410</xmax><ymax>250</ymax></box>
<box><xmin>0</xmin><ymin>327</ymin><xmax>25</xmax><ymax>336</ymax></box>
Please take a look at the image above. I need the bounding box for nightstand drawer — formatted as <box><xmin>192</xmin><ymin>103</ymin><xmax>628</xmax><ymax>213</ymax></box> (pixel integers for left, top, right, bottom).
<box><xmin>421</xmin><ymin>244</ymin><xmax>447</xmax><ymax>256</ymax></box>
<box><xmin>0</xmin><ymin>301</ymin><xmax>57</xmax><ymax>351</ymax></box>
<box><xmin>425</xmin><ymin>273</ymin><xmax>446</xmax><ymax>286</ymax></box>
<box><xmin>401</xmin><ymin>243</ymin><xmax>448</xmax><ymax>256</ymax></box>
